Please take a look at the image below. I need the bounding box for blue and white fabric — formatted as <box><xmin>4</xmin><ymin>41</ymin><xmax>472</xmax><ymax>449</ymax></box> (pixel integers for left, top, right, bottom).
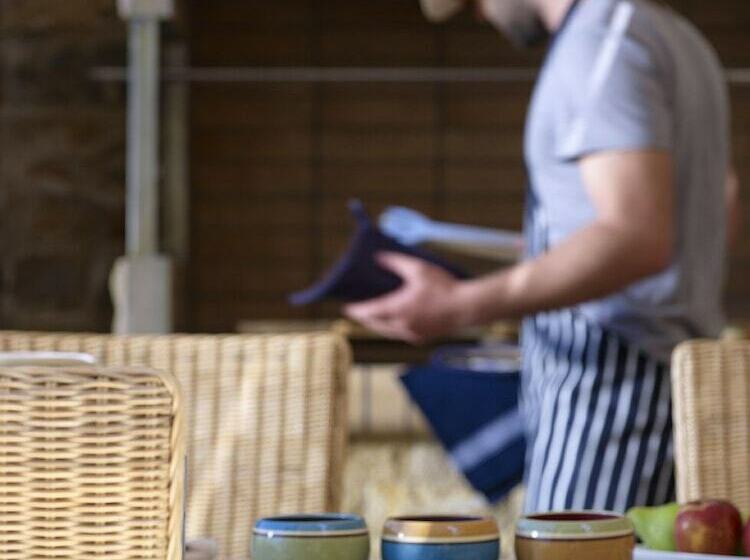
<box><xmin>400</xmin><ymin>349</ymin><xmax>526</xmax><ymax>503</ymax></box>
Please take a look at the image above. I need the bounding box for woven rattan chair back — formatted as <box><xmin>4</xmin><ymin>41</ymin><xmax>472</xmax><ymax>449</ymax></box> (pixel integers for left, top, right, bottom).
<box><xmin>672</xmin><ymin>340</ymin><xmax>750</xmax><ymax>510</ymax></box>
<box><xmin>0</xmin><ymin>365</ymin><xmax>185</xmax><ymax>559</ymax></box>
<box><xmin>0</xmin><ymin>332</ymin><xmax>350</xmax><ymax>559</ymax></box>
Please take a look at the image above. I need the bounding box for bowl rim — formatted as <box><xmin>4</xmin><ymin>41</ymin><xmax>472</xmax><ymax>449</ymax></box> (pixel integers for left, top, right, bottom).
<box><xmin>254</xmin><ymin>513</ymin><xmax>368</xmax><ymax>538</ymax></box>
<box><xmin>0</xmin><ymin>351</ymin><xmax>97</xmax><ymax>367</ymax></box>
<box><xmin>382</xmin><ymin>515</ymin><xmax>500</xmax><ymax>544</ymax></box>
<box><xmin>515</xmin><ymin>510</ymin><xmax>634</xmax><ymax>541</ymax></box>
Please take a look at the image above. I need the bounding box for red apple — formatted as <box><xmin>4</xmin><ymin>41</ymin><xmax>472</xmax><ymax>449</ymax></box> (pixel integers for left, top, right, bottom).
<box><xmin>744</xmin><ymin>515</ymin><xmax>750</xmax><ymax>556</ymax></box>
<box><xmin>675</xmin><ymin>499</ymin><xmax>742</xmax><ymax>555</ymax></box>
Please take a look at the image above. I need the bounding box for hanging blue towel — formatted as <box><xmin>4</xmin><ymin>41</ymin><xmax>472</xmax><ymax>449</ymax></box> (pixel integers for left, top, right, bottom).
<box><xmin>400</xmin><ymin>345</ymin><xmax>526</xmax><ymax>503</ymax></box>
<box><xmin>289</xmin><ymin>200</ymin><xmax>468</xmax><ymax>306</ymax></box>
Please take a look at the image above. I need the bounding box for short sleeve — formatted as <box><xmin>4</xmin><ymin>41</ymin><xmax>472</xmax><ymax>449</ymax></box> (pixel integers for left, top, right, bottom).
<box><xmin>555</xmin><ymin>14</ymin><xmax>673</xmax><ymax>161</ymax></box>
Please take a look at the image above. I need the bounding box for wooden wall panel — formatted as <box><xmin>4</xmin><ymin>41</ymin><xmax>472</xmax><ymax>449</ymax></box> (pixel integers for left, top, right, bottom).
<box><xmin>187</xmin><ymin>0</ymin><xmax>750</xmax><ymax>332</ymax></box>
<box><xmin>319</xmin><ymin>164</ymin><xmax>436</xmax><ymax>197</ymax></box>
<box><xmin>445</xmin><ymin>83</ymin><xmax>532</xmax><ymax>127</ymax></box>
<box><xmin>192</xmin><ymin>86</ymin><xmax>313</xmax><ymax>128</ymax></box>
<box><xmin>192</xmin><ymin>165</ymin><xmax>312</xmax><ymax>198</ymax></box>
<box><xmin>318</xmin><ymin>0</ymin><xmax>427</xmax><ymax>27</ymax></box>
<box><xmin>319</xmin><ymin>30</ymin><xmax>438</xmax><ymax>66</ymax></box>
<box><xmin>445</xmin><ymin>28</ymin><xmax>543</xmax><ymax>67</ymax></box>
<box><xmin>190</xmin><ymin>0</ymin><xmax>311</xmax><ymax>28</ymax></box>
<box><xmin>321</xmin><ymin>84</ymin><xmax>437</xmax><ymax>126</ymax></box>
<box><xmin>192</xmin><ymin>31</ymin><xmax>313</xmax><ymax>67</ymax></box>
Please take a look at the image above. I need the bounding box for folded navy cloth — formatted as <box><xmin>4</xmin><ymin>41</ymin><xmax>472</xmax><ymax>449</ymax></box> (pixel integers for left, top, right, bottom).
<box><xmin>289</xmin><ymin>200</ymin><xmax>468</xmax><ymax>306</ymax></box>
<box><xmin>400</xmin><ymin>345</ymin><xmax>526</xmax><ymax>503</ymax></box>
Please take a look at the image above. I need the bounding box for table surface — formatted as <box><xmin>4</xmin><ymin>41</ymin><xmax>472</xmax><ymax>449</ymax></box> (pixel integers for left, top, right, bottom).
<box><xmin>635</xmin><ymin>547</ymin><xmax>750</xmax><ymax>560</ymax></box>
<box><xmin>237</xmin><ymin>319</ymin><xmax>519</xmax><ymax>363</ymax></box>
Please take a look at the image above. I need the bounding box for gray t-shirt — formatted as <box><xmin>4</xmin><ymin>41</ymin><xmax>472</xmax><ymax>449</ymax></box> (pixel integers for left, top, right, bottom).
<box><xmin>525</xmin><ymin>0</ymin><xmax>729</xmax><ymax>361</ymax></box>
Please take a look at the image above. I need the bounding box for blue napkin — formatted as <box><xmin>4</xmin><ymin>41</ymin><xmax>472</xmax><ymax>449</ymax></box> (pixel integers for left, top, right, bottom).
<box><xmin>400</xmin><ymin>345</ymin><xmax>526</xmax><ymax>503</ymax></box>
<box><xmin>289</xmin><ymin>200</ymin><xmax>468</xmax><ymax>306</ymax></box>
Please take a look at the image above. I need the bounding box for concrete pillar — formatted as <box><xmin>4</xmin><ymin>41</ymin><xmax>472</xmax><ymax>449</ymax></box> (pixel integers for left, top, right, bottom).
<box><xmin>111</xmin><ymin>0</ymin><xmax>174</xmax><ymax>334</ymax></box>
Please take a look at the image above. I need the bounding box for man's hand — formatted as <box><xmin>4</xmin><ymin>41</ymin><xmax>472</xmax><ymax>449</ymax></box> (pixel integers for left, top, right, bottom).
<box><xmin>343</xmin><ymin>252</ymin><xmax>467</xmax><ymax>344</ymax></box>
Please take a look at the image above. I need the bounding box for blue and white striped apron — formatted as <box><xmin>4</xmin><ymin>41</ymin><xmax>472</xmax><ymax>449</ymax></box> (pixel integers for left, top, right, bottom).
<box><xmin>521</xmin><ymin>184</ymin><xmax>675</xmax><ymax>513</ymax></box>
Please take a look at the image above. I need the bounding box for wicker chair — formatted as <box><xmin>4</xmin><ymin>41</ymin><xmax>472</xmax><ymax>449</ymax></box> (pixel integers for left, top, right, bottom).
<box><xmin>0</xmin><ymin>364</ymin><xmax>185</xmax><ymax>559</ymax></box>
<box><xmin>0</xmin><ymin>332</ymin><xmax>350</xmax><ymax>560</ymax></box>
<box><xmin>671</xmin><ymin>340</ymin><xmax>750</xmax><ymax>511</ymax></box>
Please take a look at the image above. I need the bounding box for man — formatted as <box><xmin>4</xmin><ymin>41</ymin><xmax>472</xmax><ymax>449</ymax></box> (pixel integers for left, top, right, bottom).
<box><xmin>346</xmin><ymin>0</ymin><xmax>740</xmax><ymax>512</ymax></box>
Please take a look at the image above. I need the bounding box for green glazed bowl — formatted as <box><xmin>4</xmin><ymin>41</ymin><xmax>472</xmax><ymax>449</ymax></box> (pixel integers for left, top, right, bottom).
<box><xmin>515</xmin><ymin>511</ymin><xmax>635</xmax><ymax>560</ymax></box>
<box><xmin>252</xmin><ymin>514</ymin><xmax>370</xmax><ymax>560</ymax></box>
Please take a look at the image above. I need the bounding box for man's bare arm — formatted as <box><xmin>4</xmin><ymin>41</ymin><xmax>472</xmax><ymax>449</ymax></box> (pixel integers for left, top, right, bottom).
<box><xmin>455</xmin><ymin>150</ymin><xmax>675</xmax><ymax>323</ymax></box>
<box><xmin>345</xmin><ymin>150</ymin><xmax>675</xmax><ymax>342</ymax></box>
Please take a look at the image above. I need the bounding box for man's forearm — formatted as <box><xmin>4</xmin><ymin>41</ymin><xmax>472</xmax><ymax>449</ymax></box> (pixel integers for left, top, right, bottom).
<box><xmin>454</xmin><ymin>220</ymin><xmax>671</xmax><ymax>326</ymax></box>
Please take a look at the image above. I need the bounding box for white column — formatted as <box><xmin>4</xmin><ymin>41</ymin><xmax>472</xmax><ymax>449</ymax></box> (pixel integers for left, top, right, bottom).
<box><xmin>112</xmin><ymin>0</ymin><xmax>175</xmax><ymax>335</ymax></box>
<box><xmin>125</xmin><ymin>17</ymin><xmax>160</xmax><ymax>255</ymax></box>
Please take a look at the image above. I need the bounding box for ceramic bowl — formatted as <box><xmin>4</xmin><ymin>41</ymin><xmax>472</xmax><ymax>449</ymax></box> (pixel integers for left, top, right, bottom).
<box><xmin>515</xmin><ymin>511</ymin><xmax>635</xmax><ymax>560</ymax></box>
<box><xmin>252</xmin><ymin>514</ymin><xmax>369</xmax><ymax>560</ymax></box>
<box><xmin>0</xmin><ymin>351</ymin><xmax>96</xmax><ymax>367</ymax></box>
<box><xmin>381</xmin><ymin>515</ymin><xmax>500</xmax><ymax>560</ymax></box>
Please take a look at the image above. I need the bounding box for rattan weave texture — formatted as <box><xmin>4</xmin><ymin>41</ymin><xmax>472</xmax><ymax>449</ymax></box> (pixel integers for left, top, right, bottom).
<box><xmin>0</xmin><ymin>332</ymin><xmax>350</xmax><ymax>560</ymax></box>
<box><xmin>0</xmin><ymin>365</ymin><xmax>185</xmax><ymax>559</ymax></box>
<box><xmin>672</xmin><ymin>340</ymin><xmax>750</xmax><ymax>511</ymax></box>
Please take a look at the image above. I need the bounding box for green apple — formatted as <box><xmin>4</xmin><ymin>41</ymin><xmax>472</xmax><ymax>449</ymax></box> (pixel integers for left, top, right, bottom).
<box><xmin>627</xmin><ymin>502</ymin><xmax>680</xmax><ymax>551</ymax></box>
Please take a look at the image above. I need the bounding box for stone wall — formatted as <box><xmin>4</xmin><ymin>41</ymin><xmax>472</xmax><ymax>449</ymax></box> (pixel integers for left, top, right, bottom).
<box><xmin>0</xmin><ymin>1</ymin><xmax>126</xmax><ymax>331</ymax></box>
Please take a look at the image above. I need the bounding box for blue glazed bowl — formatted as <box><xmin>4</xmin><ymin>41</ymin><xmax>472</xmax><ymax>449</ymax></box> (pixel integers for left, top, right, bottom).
<box><xmin>381</xmin><ymin>516</ymin><xmax>500</xmax><ymax>560</ymax></box>
<box><xmin>252</xmin><ymin>514</ymin><xmax>369</xmax><ymax>560</ymax></box>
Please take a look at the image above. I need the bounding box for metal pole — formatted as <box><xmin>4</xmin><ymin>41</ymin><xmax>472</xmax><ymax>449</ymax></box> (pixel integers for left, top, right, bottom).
<box><xmin>90</xmin><ymin>65</ymin><xmax>750</xmax><ymax>85</ymax></box>
<box><xmin>112</xmin><ymin>0</ymin><xmax>174</xmax><ymax>335</ymax></box>
<box><xmin>125</xmin><ymin>18</ymin><xmax>160</xmax><ymax>256</ymax></box>
<box><xmin>164</xmin><ymin>44</ymin><xmax>190</xmax><ymax>261</ymax></box>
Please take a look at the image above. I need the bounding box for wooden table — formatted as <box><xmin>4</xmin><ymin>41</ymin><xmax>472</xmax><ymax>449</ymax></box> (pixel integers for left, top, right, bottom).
<box><xmin>237</xmin><ymin>319</ymin><xmax>519</xmax><ymax>364</ymax></box>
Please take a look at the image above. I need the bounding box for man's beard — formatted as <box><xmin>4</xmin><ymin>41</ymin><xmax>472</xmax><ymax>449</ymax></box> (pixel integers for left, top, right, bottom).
<box><xmin>481</xmin><ymin>0</ymin><xmax>550</xmax><ymax>49</ymax></box>
<box><xmin>504</xmin><ymin>14</ymin><xmax>549</xmax><ymax>48</ymax></box>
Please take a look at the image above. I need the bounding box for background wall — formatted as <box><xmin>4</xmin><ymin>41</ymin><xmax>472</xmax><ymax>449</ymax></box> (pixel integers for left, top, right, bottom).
<box><xmin>0</xmin><ymin>0</ymin><xmax>126</xmax><ymax>331</ymax></box>
<box><xmin>0</xmin><ymin>0</ymin><xmax>748</xmax><ymax>333</ymax></box>
<box><xmin>186</xmin><ymin>0</ymin><xmax>750</xmax><ymax>332</ymax></box>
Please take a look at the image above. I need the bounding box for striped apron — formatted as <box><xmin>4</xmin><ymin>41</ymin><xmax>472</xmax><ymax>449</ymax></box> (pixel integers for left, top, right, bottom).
<box><xmin>520</xmin><ymin>309</ymin><xmax>675</xmax><ymax>513</ymax></box>
<box><xmin>520</xmin><ymin>186</ymin><xmax>675</xmax><ymax>513</ymax></box>
<box><xmin>519</xmin><ymin>0</ymin><xmax>675</xmax><ymax>514</ymax></box>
